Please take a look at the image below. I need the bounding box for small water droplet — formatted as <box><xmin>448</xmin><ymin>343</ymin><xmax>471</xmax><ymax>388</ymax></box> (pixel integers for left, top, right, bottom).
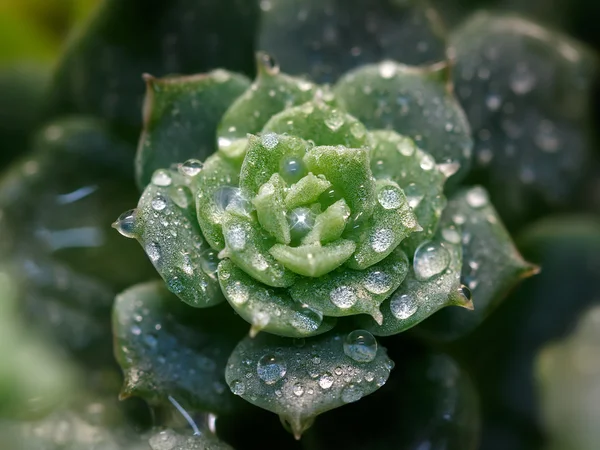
<box><xmin>397</xmin><ymin>140</ymin><xmax>414</xmax><ymax>156</ymax></box>
<box><xmin>258</xmin><ymin>52</ymin><xmax>279</xmax><ymax>75</ymax></box>
<box><xmin>370</xmin><ymin>228</ymin><xmax>394</xmax><ymax>253</ymax></box>
<box><xmin>404</xmin><ymin>183</ymin><xmax>424</xmax><ymax>209</ymax></box>
<box><xmin>168</xmin><ymin>277</ymin><xmax>184</xmax><ymax>294</ymax></box>
<box><xmin>112</xmin><ymin>209</ymin><xmax>137</xmax><ymax>238</ymax></box>
<box><xmin>466</xmin><ymin>187</ymin><xmax>488</xmax><ymax>209</ymax></box>
<box><xmin>350</xmin><ymin>122</ymin><xmax>366</xmax><ymax>139</ymax></box>
<box><xmin>379</xmin><ymin>61</ymin><xmax>397</xmax><ymax>79</ymax></box>
<box><xmin>420</xmin><ymin>154</ymin><xmax>435</xmax><ymax>171</ymax></box>
<box><xmin>231</xmin><ymin>380</ymin><xmax>245</xmax><ymax>395</ymax></box>
<box><xmin>288</xmin><ymin>207</ymin><xmax>316</xmax><ymax>244</ymax></box>
<box><xmin>293</xmin><ymin>383</ymin><xmax>305</xmax><ymax>396</ymax></box>
<box><xmin>377</xmin><ymin>187</ymin><xmax>402</xmax><ymax>210</ymax></box>
<box><xmin>341</xmin><ymin>384</ymin><xmax>363</xmax><ymax>403</ymax></box>
<box><xmin>280</xmin><ymin>157</ymin><xmax>306</xmax><ymax>182</ymax></box>
<box><xmin>390</xmin><ymin>293</ymin><xmax>418</xmax><ymax>319</ymax></box>
<box><xmin>365</xmin><ymin>372</ymin><xmax>375</xmax><ymax>382</ymax></box>
<box><xmin>151</xmin><ymin>195</ymin><xmax>167</xmax><ymax>211</ymax></box>
<box><xmin>330</xmin><ymin>286</ymin><xmax>358</xmax><ymax>309</ymax></box>
<box><xmin>226</xmin><ymin>281</ymin><xmax>248</xmax><ymax>305</ymax></box>
<box><xmin>200</xmin><ymin>249</ymin><xmax>219</xmax><ymax>277</ymax></box>
<box><xmin>226</xmin><ymin>223</ymin><xmax>247</xmax><ymax>251</ymax></box>
<box><xmin>334</xmin><ymin>366</ymin><xmax>343</xmax><ymax>376</ymax></box>
<box><xmin>152</xmin><ymin>170</ymin><xmax>172</xmax><ymax>187</ymax></box>
<box><xmin>324</xmin><ymin>110</ymin><xmax>344</xmax><ymax>131</ymax></box>
<box><xmin>262</xmin><ymin>133</ymin><xmax>279</xmax><ymax>149</ymax></box>
<box><xmin>319</xmin><ymin>372</ymin><xmax>334</xmax><ymax>389</ymax></box>
<box><xmin>364</xmin><ymin>270</ymin><xmax>392</xmax><ymax>294</ymax></box>
<box><xmin>344</xmin><ymin>330</ymin><xmax>377</xmax><ymax>363</ymax></box>
<box><xmin>291</xmin><ymin>305</ymin><xmax>323</xmax><ymax>333</ymax></box>
<box><xmin>146</xmin><ymin>242</ymin><xmax>161</xmax><ymax>263</ymax></box>
<box><xmin>441</xmin><ymin>226</ymin><xmax>461</xmax><ymax>244</ymax></box>
<box><xmin>257</xmin><ymin>355</ymin><xmax>287</xmax><ymax>385</ymax></box>
<box><xmin>178</xmin><ymin>159</ymin><xmax>203</xmax><ymax>177</ymax></box>
<box><xmin>413</xmin><ymin>241</ymin><xmax>450</xmax><ymax>281</ymax></box>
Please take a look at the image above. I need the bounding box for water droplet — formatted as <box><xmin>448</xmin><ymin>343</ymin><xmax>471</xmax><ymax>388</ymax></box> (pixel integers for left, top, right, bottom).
<box><xmin>226</xmin><ymin>224</ymin><xmax>247</xmax><ymax>251</ymax></box>
<box><xmin>510</xmin><ymin>64</ymin><xmax>536</xmax><ymax>95</ymax></box>
<box><xmin>146</xmin><ymin>242</ymin><xmax>161</xmax><ymax>263</ymax></box>
<box><xmin>258</xmin><ymin>52</ymin><xmax>279</xmax><ymax>75</ymax></box>
<box><xmin>364</xmin><ymin>270</ymin><xmax>392</xmax><ymax>294</ymax></box>
<box><xmin>330</xmin><ymin>286</ymin><xmax>358</xmax><ymax>309</ymax></box>
<box><xmin>151</xmin><ymin>195</ymin><xmax>167</xmax><ymax>211</ymax></box>
<box><xmin>257</xmin><ymin>355</ymin><xmax>287</xmax><ymax>385</ymax></box>
<box><xmin>200</xmin><ymin>250</ymin><xmax>219</xmax><ymax>277</ymax></box>
<box><xmin>350</xmin><ymin>122</ymin><xmax>366</xmax><ymax>139</ymax></box>
<box><xmin>149</xmin><ymin>429</ymin><xmax>179</xmax><ymax>450</ymax></box>
<box><xmin>404</xmin><ymin>183</ymin><xmax>424</xmax><ymax>209</ymax></box>
<box><xmin>318</xmin><ymin>186</ymin><xmax>342</xmax><ymax>208</ymax></box>
<box><xmin>365</xmin><ymin>372</ymin><xmax>375</xmax><ymax>382</ymax></box>
<box><xmin>291</xmin><ymin>305</ymin><xmax>323</xmax><ymax>333</ymax></box>
<box><xmin>458</xmin><ymin>284</ymin><xmax>472</xmax><ymax>301</ymax></box>
<box><xmin>280</xmin><ymin>157</ymin><xmax>306</xmax><ymax>182</ymax></box>
<box><xmin>178</xmin><ymin>159</ymin><xmax>203</xmax><ymax>177</ymax></box>
<box><xmin>152</xmin><ymin>170</ymin><xmax>172</xmax><ymax>187</ymax></box>
<box><xmin>379</xmin><ymin>61</ymin><xmax>397</xmax><ymax>79</ymax></box>
<box><xmin>390</xmin><ymin>293</ymin><xmax>418</xmax><ymax>319</ymax></box>
<box><xmin>218</xmin><ymin>136</ymin><xmax>233</xmax><ymax>149</ymax></box>
<box><xmin>214</xmin><ymin>187</ymin><xmax>251</xmax><ymax>215</ymax></box>
<box><xmin>334</xmin><ymin>366</ymin><xmax>343</xmax><ymax>376</ymax></box>
<box><xmin>319</xmin><ymin>372</ymin><xmax>334</xmax><ymax>389</ymax></box>
<box><xmin>420</xmin><ymin>154</ymin><xmax>435</xmax><ymax>171</ymax></box>
<box><xmin>535</xmin><ymin>120</ymin><xmax>560</xmax><ymax>153</ymax></box>
<box><xmin>466</xmin><ymin>187</ymin><xmax>488</xmax><ymax>209</ymax></box>
<box><xmin>413</xmin><ymin>241</ymin><xmax>450</xmax><ymax>281</ymax></box>
<box><xmin>171</xmin><ymin>186</ymin><xmax>192</xmax><ymax>209</ymax></box>
<box><xmin>226</xmin><ymin>281</ymin><xmax>248</xmax><ymax>305</ymax></box>
<box><xmin>288</xmin><ymin>207</ymin><xmax>316</xmax><ymax>244</ymax></box>
<box><xmin>370</xmin><ymin>228</ymin><xmax>394</xmax><ymax>253</ymax></box>
<box><xmin>341</xmin><ymin>384</ymin><xmax>363</xmax><ymax>403</ymax></box>
<box><xmin>324</xmin><ymin>110</ymin><xmax>344</xmax><ymax>131</ymax></box>
<box><xmin>397</xmin><ymin>140</ymin><xmax>414</xmax><ymax>156</ymax></box>
<box><xmin>441</xmin><ymin>226</ymin><xmax>461</xmax><ymax>244</ymax></box>
<box><xmin>344</xmin><ymin>330</ymin><xmax>377</xmax><ymax>363</ymax></box>
<box><xmin>168</xmin><ymin>277</ymin><xmax>184</xmax><ymax>294</ymax></box>
<box><xmin>131</xmin><ymin>325</ymin><xmax>141</xmax><ymax>335</ymax></box>
<box><xmin>262</xmin><ymin>133</ymin><xmax>279</xmax><ymax>149</ymax></box>
<box><xmin>377</xmin><ymin>187</ymin><xmax>402</xmax><ymax>209</ymax></box>
<box><xmin>231</xmin><ymin>380</ymin><xmax>245</xmax><ymax>395</ymax></box>
<box><xmin>112</xmin><ymin>209</ymin><xmax>137</xmax><ymax>238</ymax></box>
<box><xmin>293</xmin><ymin>383</ymin><xmax>305</xmax><ymax>396</ymax></box>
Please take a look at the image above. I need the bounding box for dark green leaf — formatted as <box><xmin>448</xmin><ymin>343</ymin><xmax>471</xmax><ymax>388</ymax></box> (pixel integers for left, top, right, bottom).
<box><xmin>452</xmin><ymin>12</ymin><xmax>597</xmax><ymax>228</ymax></box>
<box><xmin>334</xmin><ymin>61</ymin><xmax>473</xmax><ymax>185</ymax></box>
<box><xmin>113</xmin><ymin>281</ymin><xmax>246</xmax><ymax>415</ymax></box>
<box><xmin>258</xmin><ymin>0</ymin><xmax>446</xmax><ymax>84</ymax></box>
<box><xmin>135</xmin><ymin>70</ymin><xmax>250</xmax><ymax>187</ymax></box>
<box><xmin>225</xmin><ymin>330</ymin><xmax>393</xmax><ymax>438</ymax></box>
<box><xmin>415</xmin><ymin>186</ymin><xmax>538</xmax><ymax>341</ymax></box>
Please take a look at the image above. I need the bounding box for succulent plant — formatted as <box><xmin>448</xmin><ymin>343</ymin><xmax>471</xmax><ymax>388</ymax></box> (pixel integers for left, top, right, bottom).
<box><xmin>1</xmin><ymin>1</ymin><xmax>598</xmax><ymax>449</ymax></box>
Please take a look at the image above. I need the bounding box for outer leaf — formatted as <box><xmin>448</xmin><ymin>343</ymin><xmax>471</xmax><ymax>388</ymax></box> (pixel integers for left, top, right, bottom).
<box><xmin>262</xmin><ymin>100</ymin><xmax>369</xmax><ymax>148</ymax></box>
<box><xmin>225</xmin><ymin>330</ymin><xmax>394</xmax><ymax>438</ymax></box>
<box><xmin>258</xmin><ymin>0</ymin><xmax>446</xmax><ymax>83</ymax></box>
<box><xmin>218</xmin><ymin>52</ymin><xmax>318</xmax><ymax>145</ymax></box>
<box><xmin>135</xmin><ymin>70</ymin><xmax>250</xmax><ymax>187</ymax></box>
<box><xmin>127</xmin><ymin>169</ymin><xmax>224</xmax><ymax>308</ymax></box>
<box><xmin>218</xmin><ymin>259</ymin><xmax>336</xmax><ymax>338</ymax></box>
<box><xmin>45</xmin><ymin>0</ymin><xmax>259</xmax><ymax>131</ymax></box>
<box><xmin>289</xmin><ymin>248</ymin><xmax>409</xmax><ymax>324</ymax></box>
<box><xmin>253</xmin><ymin>173</ymin><xmax>290</xmax><ymax>244</ymax></box>
<box><xmin>149</xmin><ymin>429</ymin><xmax>234</xmax><ymax>450</ymax></box>
<box><xmin>369</xmin><ymin>130</ymin><xmax>449</xmax><ymax>254</ymax></box>
<box><xmin>415</xmin><ymin>186</ymin><xmax>538</xmax><ymax>341</ymax></box>
<box><xmin>269</xmin><ymin>240</ymin><xmax>356</xmax><ymax>278</ymax></box>
<box><xmin>334</xmin><ymin>61</ymin><xmax>473</xmax><ymax>184</ymax></box>
<box><xmin>357</xmin><ymin>219</ymin><xmax>472</xmax><ymax>336</ymax></box>
<box><xmin>113</xmin><ymin>281</ymin><xmax>246</xmax><ymax>415</ymax></box>
<box><xmin>452</xmin><ymin>12</ymin><xmax>597</xmax><ymax>228</ymax></box>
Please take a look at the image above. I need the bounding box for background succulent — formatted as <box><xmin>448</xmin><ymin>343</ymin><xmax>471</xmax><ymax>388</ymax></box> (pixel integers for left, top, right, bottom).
<box><xmin>0</xmin><ymin>0</ymin><xmax>599</xmax><ymax>449</ymax></box>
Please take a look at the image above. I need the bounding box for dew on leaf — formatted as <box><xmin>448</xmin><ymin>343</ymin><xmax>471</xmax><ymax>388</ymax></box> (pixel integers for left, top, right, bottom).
<box><xmin>341</xmin><ymin>384</ymin><xmax>363</xmax><ymax>403</ymax></box>
<box><xmin>262</xmin><ymin>133</ymin><xmax>279</xmax><ymax>149</ymax></box>
<box><xmin>390</xmin><ymin>293</ymin><xmax>418</xmax><ymax>319</ymax></box>
<box><xmin>151</xmin><ymin>170</ymin><xmax>172</xmax><ymax>187</ymax></box>
<box><xmin>226</xmin><ymin>224</ymin><xmax>247</xmax><ymax>251</ymax></box>
<box><xmin>364</xmin><ymin>270</ymin><xmax>392</xmax><ymax>295</ymax></box>
<box><xmin>231</xmin><ymin>380</ymin><xmax>246</xmax><ymax>395</ymax></box>
<box><xmin>319</xmin><ymin>372</ymin><xmax>334</xmax><ymax>389</ymax></box>
<box><xmin>112</xmin><ymin>209</ymin><xmax>137</xmax><ymax>238</ymax></box>
<box><xmin>370</xmin><ymin>228</ymin><xmax>394</xmax><ymax>253</ymax></box>
<box><xmin>465</xmin><ymin>187</ymin><xmax>489</xmax><ymax>209</ymax></box>
<box><xmin>324</xmin><ymin>110</ymin><xmax>345</xmax><ymax>131</ymax></box>
<box><xmin>344</xmin><ymin>330</ymin><xmax>377</xmax><ymax>363</ymax></box>
<box><xmin>377</xmin><ymin>187</ymin><xmax>402</xmax><ymax>210</ymax></box>
<box><xmin>379</xmin><ymin>61</ymin><xmax>397</xmax><ymax>79</ymax></box>
<box><xmin>293</xmin><ymin>383</ymin><xmax>305</xmax><ymax>396</ymax></box>
<box><xmin>178</xmin><ymin>159</ymin><xmax>204</xmax><ymax>177</ymax></box>
<box><xmin>257</xmin><ymin>354</ymin><xmax>287</xmax><ymax>385</ymax></box>
<box><xmin>413</xmin><ymin>241</ymin><xmax>451</xmax><ymax>281</ymax></box>
<box><xmin>330</xmin><ymin>286</ymin><xmax>358</xmax><ymax>309</ymax></box>
<box><xmin>151</xmin><ymin>195</ymin><xmax>167</xmax><ymax>211</ymax></box>
<box><xmin>403</xmin><ymin>183</ymin><xmax>424</xmax><ymax>209</ymax></box>
<box><xmin>146</xmin><ymin>242</ymin><xmax>161</xmax><ymax>262</ymax></box>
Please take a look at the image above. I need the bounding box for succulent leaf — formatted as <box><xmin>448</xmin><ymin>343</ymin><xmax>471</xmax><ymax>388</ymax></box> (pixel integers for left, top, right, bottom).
<box><xmin>415</xmin><ymin>186</ymin><xmax>538</xmax><ymax>341</ymax></box>
<box><xmin>136</xmin><ymin>71</ymin><xmax>250</xmax><ymax>188</ymax></box>
<box><xmin>258</xmin><ymin>0</ymin><xmax>447</xmax><ymax>83</ymax></box>
<box><xmin>218</xmin><ymin>259</ymin><xmax>336</xmax><ymax>338</ymax></box>
<box><xmin>334</xmin><ymin>61</ymin><xmax>473</xmax><ymax>184</ymax></box>
<box><xmin>358</xmin><ymin>217</ymin><xmax>472</xmax><ymax>336</ymax></box>
<box><xmin>126</xmin><ymin>169</ymin><xmax>224</xmax><ymax>308</ymax></box>
<box><xmin>149</xmin><ymin>429</ymin><xmax>234</xmax><ymax>450</ymax></box>
<box><xmin>452</xmin><ymin>12</ymin><xmax>597</xmax><ymax>228</ymax></box>
<box><xmin>113</xmin><ymin>281</ymin><xmax>246</xmax><ymax>415</ymax></box>
<box><xmin>225</xmin><ymin>330</ymin><xmax>393</xmax><ymax>439</ymax></box>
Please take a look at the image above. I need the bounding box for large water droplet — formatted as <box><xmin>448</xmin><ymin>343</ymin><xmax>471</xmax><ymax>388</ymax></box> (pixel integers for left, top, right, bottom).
<box><xmin>364</xmin><ymin>270</ymin><xmax>392</xmax><ymax>294</ymax></box>
<box><xmin>441</xmin><ymin>226</ymin><xmax>461</xmax><ymax>244</ymax></box>
<box><xmin>262</xmin><ymin>133</ymin><xmax>279</xmax><ymax>149</ymax></box>
<box><xmin>231</xmin><ymin>380</ymin><xmax>246</xmax><ymax>395</ymax></box>
<box><xmin>413</xmin><ymin>241</ymin><xmax>450</xmax><ymax>281</ymax></box>
<box><xmin>319</xmin><ymin>372</ymin><xmax>334</xmax><ymax>389</ymax></box>
<box><xmin>257</xmin><ymin>354</ymin><xmax>287</xmax><ymax>385</ymax></box>
<box><xmin>350</xmin><ymin>122</ymin><xmax>366</xmax><ymax>139</ymax></box>
<box><xmin>151</xmin><ymin>194</ymin><xmax>167</xmax><ymax>211</ymax></box>
<box><xmin>288</xmin><ymin>207</ymin><xmax>316</xmax><ymax>244</ymax></box>
<box><xmin>370</xmin><ymin>228</ymin><xmax>394</xmax><ymax>253</ymax></box>
<box><xmin>324</xmin><ymin>110</ymin><xmax>344</xmax><ymax>131</ymax></box>
<box><xmin>390</xmin><ymin>293</ymin><xmax>418</xmax><ymax>319</ymax></box>
<box><xmin>112</xmin><ymin>209</ymin><xmax>137</xmax><ymax>238</ymax></box>
<box><xmin>341</xmin><ymin>384</ymin><xmax>363</xmax><ymax>403</ymax></box>
<box><xmin>404</xmin><ymin>183</ymin><xmax>424</xmax><ymax>209</ymax></box>
<box><xmin>178</xmin><ymin>159</ymin><xmax>203</xmax><ymax>177</ymax></box>
<box><xmin>466</xmin><ymin>187</ymin><xmax>488</xmax><ymax>209</ymax></box>
<box><xmin>152</xmin><ymin>170</ymin><xmax>172</xmax><ymax>187</ymax></box>
<box><xmin>214</xmin><ymin>187</ymin><xmax>251</xmax><ymax>215</ymax></box>
<box><xmin>280</xmin><ymin>157</ymin><xmax>306</xmax><ymax>183</ymax></box>
<box><xmin>330</xmin><ymin>286</ymin><xmax>358</xmax><ymax>309</ymax></box>
<box><xmin>343</xmin><ymin>330</ymin><xmax>377</xmax><ymax>363</ymax></box>
<box><xmin>377</xmin><ymin>187</ymin><xmax>402</xmax><ymax>210</ymax></box>
<box><xmin>291</xmin><ymin>305</ymin><xmax>323</xmax><ymax>333</ymax></box>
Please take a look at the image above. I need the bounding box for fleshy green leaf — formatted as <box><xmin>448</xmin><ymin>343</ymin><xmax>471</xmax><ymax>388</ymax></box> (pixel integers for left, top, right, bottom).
<box><xmin>263</xmin><ymin>100</ymin><xmax>369</xmax><ymax>148</ymax></box>
<box><xmin>239</xmin><ymin>134</ymin><xmax>310</xmax><ymax>197</ymax></box>
<box><xmin>124</xmin><ymin>168</ymin><xmax>224</xmax><ymax>308</ymax></box>
<box><xmin>46</xmin><ymin>0</ymin><xmax>259</xmax><ymax>131</ymax></box>
<box><xmin>218</xmin><ymin>259</ymin><xmax>336</xmax><ymax>338</ymax></box>
<box><xmin>149</xmin><ymin>429</ymin><xmax>234</xmax><ymax>450</ymax></box>
<box><xmin>369</xmin><ymin>129</ymin><xmax>450</xmax><ymax>254</ymax></box>
<box><xmin>225</xmin><ymin>330</ymin><xmax>393</xmax><ymax>438</ymax></box>
<box><xmin>253</xmin><ymin>173</ymin><xmax>290</xmax><ymax>244</ymax></box>
<box><xmin>415</xmin><ymin>186</ymin><xmax>538</xmax><ymax>341</ymax></box>
<box><xmin>284</xmin><ymin>173</ymin><xmax>331</xmax><ymax>210</ymax></box>
<box><xmin>113</xmin><ymin>281</ymin><xmax>246</xmax><ymax>415</ymax></box>
<box><xmin>302</xmin><ymin>199</ymin><xmax>350</xmax><ymax>245</ymax></box>
<box><xmin>218</xmin><ymin>52</ymin><xmax>317</xmax><ymax>145</ymax></box>
<box><xmin>346</xmin><ymin>179</ymin><xmax>420</xmax><ymax>270</ymax></box>
<box><xmin>222</xmin><ymin>212</ymin><xmax>296</xmax><ymax>287</ymax></box>
<box><xmin>258</xmin><ymin>0</ymin><xmax>446</xmax><ymax>83</ymax></box>
<box><xmin>270</xmin><ymin>240</ymin><xmax>356</xmax><ymax>278</ymax></box>
<box><xmin>304</xmin><ymin>144</ymin><xmax>376</xmax><ymax>223</ymax></box>
<box><xmin>452</xmin><ymin>12</ymin><xmax>597</xmax><ymax>228</ymax></box>
<box><xmin>194</xmin><ymin>151</ymin><xmax>243</xmax><ymax>251</ymax></box>
<box><xmin>334</xmin><ymin>61</ymin><xmax>473</xmax><ymax>184</ymax></box>
<box><xmin>289</xmin><ymin>248</ymin><xmax>409</xmax><ymax>324</ymax></box>
<box><xmin>357</xmin><ymin>219</ymin><xmax>473</xmax><ymax>336</ymax></box>
<box><xmin>135</xmin><ymin>70</ymin><xmax>250</xmax><ymax>187</ymax></box>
